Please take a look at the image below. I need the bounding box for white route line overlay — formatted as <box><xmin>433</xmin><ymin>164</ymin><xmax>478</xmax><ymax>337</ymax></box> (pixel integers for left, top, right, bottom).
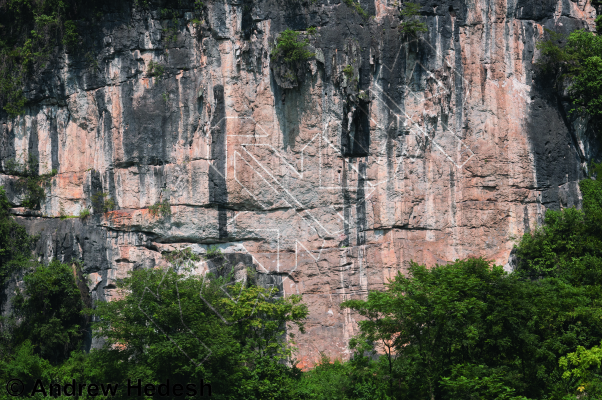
<box><xmin>135</xmin><ymin>31</ymin><xmax>484</xmax><ymax>367</ymax></box>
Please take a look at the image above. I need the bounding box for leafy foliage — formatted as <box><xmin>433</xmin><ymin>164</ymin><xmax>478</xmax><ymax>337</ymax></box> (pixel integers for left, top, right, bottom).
<box><xmin>147</xmin><ymin>60</ymin><xmax>165</xmax><ymax>78</ymax></box>
<box><xmin>399</xmin><ymin>2</ymin><xmax>427</xmax><ymax>37</ymax></box>
<box><xmin>514</xmin><ymin>178</ymin><xmax>602</xmax><ymax>285</ymax></box>
<box><xmin>271</xmin><ymin>29</ymin><xmax>315</xmax><ymax>63</ymax></box>
<box><xmin>0</xmin><ymin>340</ymin><xmax>54</xmax><ymax>398</ymax></box>
<box><xmin>78</xmin><ymin>208</ymin><xmax>90</xmax><ymax>219</ymax></box>
<box><xmin>0</xmin><ymin>0</ymin><xmax>81</xmax><ymax>117</ymax></box>
<box><xmin>5</xmin><ymin>155</ymin><xmax>57</xmax><ymax>209</ymax></box>
<box><xmin>343</xmin><ymin>257</ymin><xmax>602</xmax><ymax>399</ymax></box>
<box><xmin>11</xmin><ymin>261</ymin><xmax>84</xmax><ymax>365</ymax></box>
<box><xmin>536</xmin><ymin>28</ymin><xmax>602</xmax><ymax>119</ymax></box>
<box><xmin>342</xmin><ymin>65</ymin><xmax>354</xmax><ymax>78</ymax></box>
<box><xmin>559</xmin><ymin>342</ymin><xmax>602</xmax><ymax>397</ymax></box>
<box><xmin>87</xmin><ymin>262</ymin><xmax>308</xmax><ymax>399</ymax></box>
<box><xmin>205</xmin><ymin>244</ymin><xmax>223</xmax><ymax>259</ymax></box>
<box><xmin>0</xmin><ymin>187</ymin><xmax>34</xmax><ymax>295</ymax></box>
<box><xmin>148</xmin><ymin>199</ymin><xmax>171</xmax><ymax>218</ymax></box>
<box><xmin>342</xmin><ymin>0</ymin><xmax>368</xmax><ymax>18</ymax></box>
<box><xmin>91</xmin><ymin>192</ymin><xmax>115</xmax><ymax>213</ymax></box>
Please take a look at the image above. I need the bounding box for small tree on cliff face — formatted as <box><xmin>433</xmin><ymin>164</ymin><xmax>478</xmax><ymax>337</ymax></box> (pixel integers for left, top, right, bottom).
<box><xmin>537</xmin><ymin>28</ymin><xmax>602</xmax><ymax>122</ymax></box>
<box><xmin>270</xmin><ymin>29</ymin><xmax>315</xmax><ymax>63</ymax></box>
<box><xmin>399</xmin><ymin>2</ymin><xmax>427</xmax><ymax>37</ymax></box>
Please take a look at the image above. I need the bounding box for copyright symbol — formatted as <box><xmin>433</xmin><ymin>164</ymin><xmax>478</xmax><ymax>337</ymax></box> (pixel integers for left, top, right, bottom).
<box><xmin>6</xmin><ymin>379</ymin><xmax>24</xmax><ymax>396</ymax></box>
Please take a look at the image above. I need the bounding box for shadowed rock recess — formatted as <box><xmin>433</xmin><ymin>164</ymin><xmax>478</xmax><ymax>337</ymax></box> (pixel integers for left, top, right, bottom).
<box><xmin>0</xmin><ymin>0</ymin><xmax>599</xmax><ymax>367</ymax></box>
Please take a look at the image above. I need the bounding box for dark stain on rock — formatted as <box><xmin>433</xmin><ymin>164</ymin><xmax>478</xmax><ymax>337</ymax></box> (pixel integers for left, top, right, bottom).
<box><xmin>209</xmin><ymin>84</ymin><xmax>228</xmax><ymax>240</ymax></box>
<box><xmin>342</xmin><ymin>98</ymin><xmax>371</xmax><ymax>157</ymax></box>
<box><xmin>526</xmin><ymin>16</ymin><xmax>589</xmax><ymax>211</ymax></box>
<box><xmin>356</xmin><ymin>160</ymin><xmax>367</xmax><ymax>246</ymax></box>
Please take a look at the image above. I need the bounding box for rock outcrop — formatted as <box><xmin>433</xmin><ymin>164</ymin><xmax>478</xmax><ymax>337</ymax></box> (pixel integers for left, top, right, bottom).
<box><xmin>0</xmin><ymin>0</ymin><xmax>599</xmax><ymax>367</ymax></box>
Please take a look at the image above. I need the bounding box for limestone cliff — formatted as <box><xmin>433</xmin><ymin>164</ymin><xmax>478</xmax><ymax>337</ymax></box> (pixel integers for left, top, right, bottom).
<box><xmin>0</xmin><ymin>0</ymin><xmax>599</xmax><ymax>367</ymax></box>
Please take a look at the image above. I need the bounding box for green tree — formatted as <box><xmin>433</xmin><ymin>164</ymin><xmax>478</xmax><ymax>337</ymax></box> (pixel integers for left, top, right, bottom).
<box><xmin>0</xmin><ymin>186</ymin><xmax>33</xmax><ymax>290</ymax></box>
<box><xmin>560</xmin><ymin>341</ymin><xmax>602</xmax><ymax>397</ymax></box>
<box><xmin>89</xmin><ymin>258</ymin><xmax>308</xmax><ymax>399</ymax></box>
<box><xmin>399</xmin><ymin>2</ymin><xmax>427</xmax><ymax>37</ymax></box>
<box><xmin>11</xmin><ymin>260</ymin><xmax>85</xmax><ymax>365</ymax></box>
<box><xmin>0</xmin><ymin>340</ymin><xmax>54</xmax><ymax>399</ymax></box>
<box><xmin>514</xmin><ymin>179</ymin><xmax>602</xmax><ymax>285</ymax></box>
<box><xmin>537</xmin><ymin>28</ymin><xmax>602</xmax><ymax>119</ymax></box>
<box><xmin>271</xmin><ymin>29</ymin><xmax>315</xmax><ymax>63</ymax></box>
<box><xmin>343</xmin><ymin>258</ymin><xmax>602</xmax><ymax>399</ymax></box>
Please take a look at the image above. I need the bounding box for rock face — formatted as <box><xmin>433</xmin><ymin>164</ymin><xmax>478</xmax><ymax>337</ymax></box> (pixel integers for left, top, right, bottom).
<box><xmin>0</xmin><ymin>0</ymin><xmax>599</xmax><ymax>367</ymax></box>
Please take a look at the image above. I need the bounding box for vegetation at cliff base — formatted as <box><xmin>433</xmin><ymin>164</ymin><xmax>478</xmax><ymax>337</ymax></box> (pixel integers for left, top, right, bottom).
<box><xmin>0</xmin><ymin>187</ymin><xmax>33</xmax><ymax>290</ymax></box>
<box><xmin>3</xmin><ymin>178</ymin><xmax>602</xmax><ymax>398</ymax></box>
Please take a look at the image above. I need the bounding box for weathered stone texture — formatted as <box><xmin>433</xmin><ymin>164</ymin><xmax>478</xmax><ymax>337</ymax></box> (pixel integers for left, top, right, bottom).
<box><xmin>0</xmin><ymin>0</ymin><xmax>599</xmax><ymax>367</ymax></box>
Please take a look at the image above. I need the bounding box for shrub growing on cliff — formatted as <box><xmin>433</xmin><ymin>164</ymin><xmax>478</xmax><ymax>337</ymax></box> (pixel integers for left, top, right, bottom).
<box><xmin>342</xmin><ymin>0</ymin><xmax>368</xmax><ymax>18</ymax></box>
<box><xmin>147</xmin><ymin>60</ymin><xmax>165</xmax><ymax>79</ymax></box>
<box><xmin>537</xmin><ymin>28</ymin><xmax>602</xmax><ymax>120</ymax></box>
<box><xmin>271</xmin><ymin>29</ymin><xmax>315</xmax><ymax>63</ymax></box>
<box><xmin>0</xmin><ymin>0</ymin><xmax>82</xmax><ymax>117</ymax></box>
<box><xmin>399</xmin><ymin>2</ymin><xmax>427</xmax><ymax>37</ymax></box>
<box><xmin>342</xmin><ymin>65</ymin><xmax>354</xmax><ymax>79</ymax></box>
<box><xmin>91</xmin><ymin>191</ymin><xmax>115</xmax><ymax>213</ymax></box>
<box><xmin>5</xmin><ymin>155</ymin><xmax>57</xmax><ymax>209</ymax></box>
<box><xmin>148</xmin><ymin>199</ymin><xmax>171</xmax><ymax>218</ymax></box>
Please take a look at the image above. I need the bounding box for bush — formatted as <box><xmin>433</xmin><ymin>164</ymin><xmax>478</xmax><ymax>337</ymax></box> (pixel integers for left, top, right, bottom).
<box><xmin>205</xmin><ymin>245</ymin><xmax>223</xmax><ymax>259</ymax></box>
<box><xmin>62</xmin><ymin>20</ymin><xmax>79</xmax><ymax>48</ymax></box>
<box><xmin>342</xmin><ymin>65</ymin><xmax>354</xmax><ymax>78</ymax></box>
<box><xmin>146</xmin><ymin>60</ymin><xmax>165</xmax><ymax>78</ymax></box>
<box><xmin>536</xmin><ymin>29</ymin><xmax>602</xmax><ymax>120</ymax></box>
<box><xmin>91</xmin><ymin>192</ymin><xmax>115</xmax><ymax>213</ymax></box>
<box><xmin>5</xmin><ymin>155</ymin><xmax>57</xmax><ymax>209</ymax></box>
<box><xmin>271</xmin><ymin>29</ymin><xmax>315</xmax><ymax>63</ymax></box>
<box><xmin>399</xmin><ymin>2</ymin><xmax>427</xmax><ymax>37</ymax></box>
<box><xmin>514</xmin><ymin>179</ymin><xmax>602</xmax><ymax>285</ymax></box>
<box><xmin>78</xmin><ymin>208</ymin><xmax>90</xmax><ymax>219</ymax></box>
<box><xmin>342</xmin><ymin>0</ymin><xmax>368</xmax><ymax>18</ymax></box>
<box><xmin>148</xmin><ymin>199</ymin><xmax>171</xmax><ymax>218</ymax></box>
